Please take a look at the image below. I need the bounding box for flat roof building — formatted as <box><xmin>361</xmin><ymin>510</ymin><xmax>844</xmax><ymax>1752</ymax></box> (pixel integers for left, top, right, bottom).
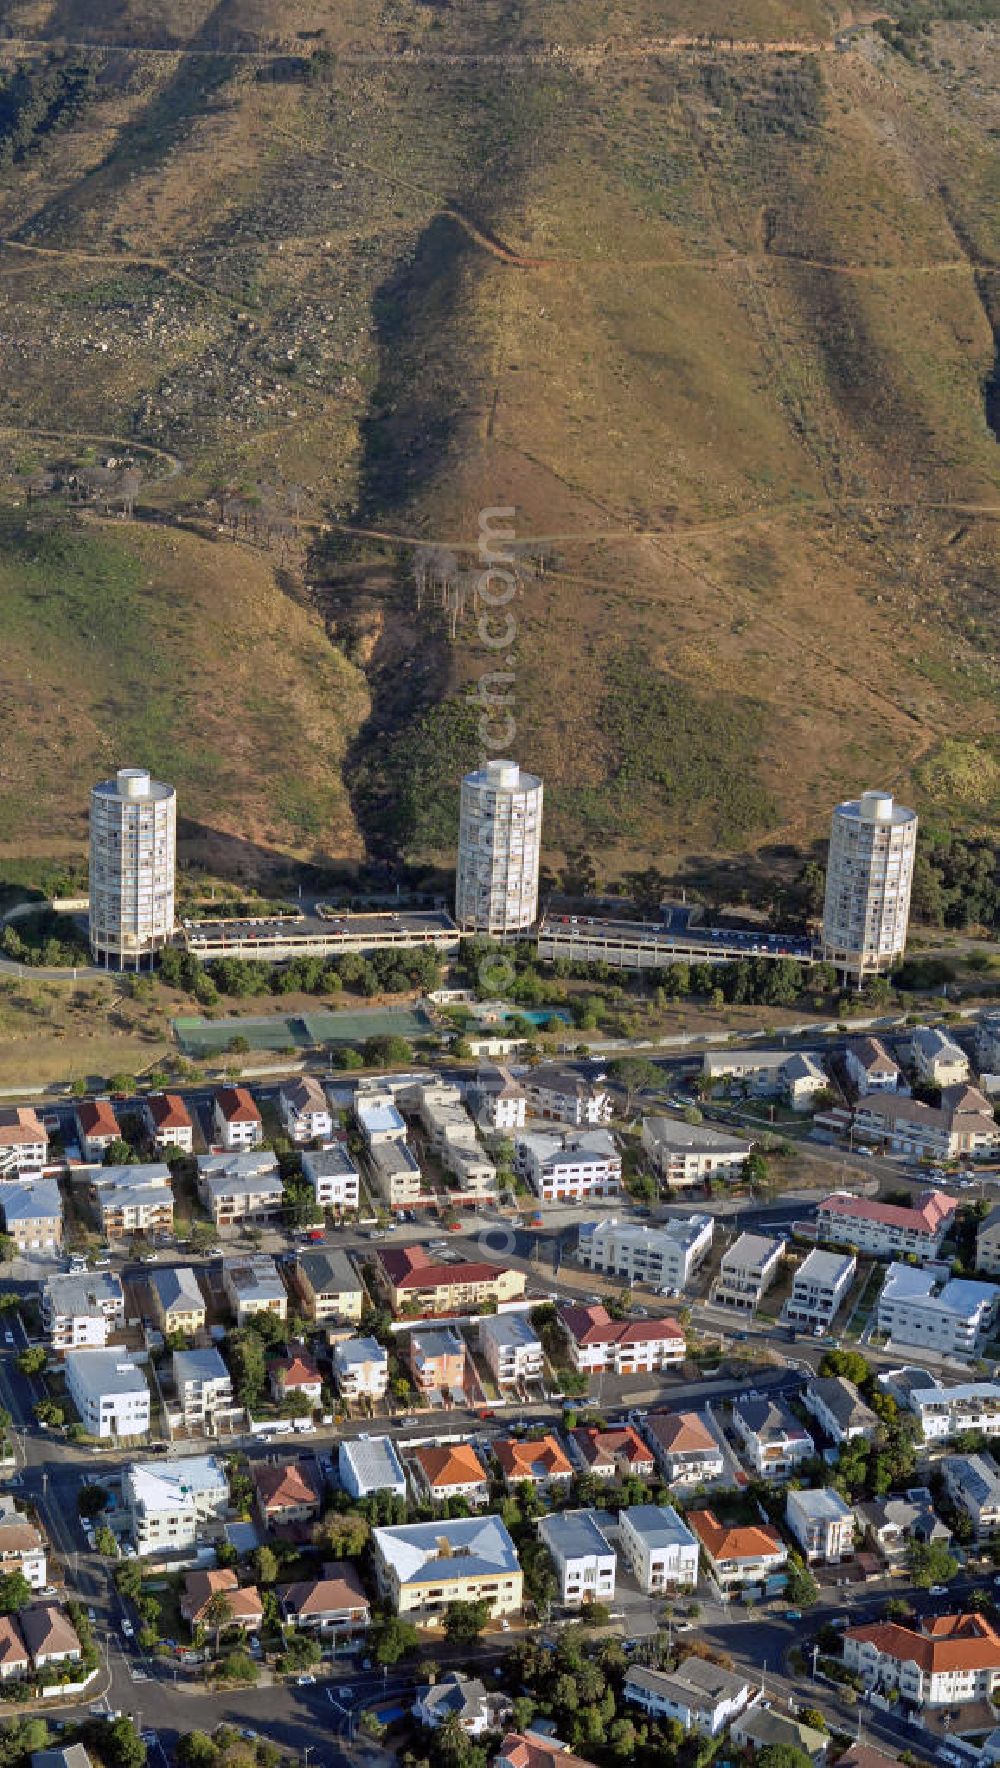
<box><xmin>89</xmin><ymin>767</ymin><xmax>176</xmax><ymax>969</ymax></box>
<box><xmin>821</xmin><ymin>791</ymin><xmax>917</xmax><ymax>982</ymax></box>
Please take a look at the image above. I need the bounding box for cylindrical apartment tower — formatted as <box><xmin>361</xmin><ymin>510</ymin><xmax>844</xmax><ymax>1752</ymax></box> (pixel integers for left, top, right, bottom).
<box><xmin>89</xmin><ymin>767</ymin><xmax>176</xmax><ymax>969</ymax></box>
<box><xmin>455</xmin><ymin>759</ymin><xmax>543</xmax><ymax>936</ymax></box>
<box><xmin>821</xmin><ymin>790</ymin><xmax>918</xmax><ymax>982</ymax></box>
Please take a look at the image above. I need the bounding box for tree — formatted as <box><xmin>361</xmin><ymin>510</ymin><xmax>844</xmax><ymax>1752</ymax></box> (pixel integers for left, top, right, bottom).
<box><xmin>818</xmin><ymin>1347</ymin><xmax>871</xmax><ymax>1388</ymax></box>
<box><xmin>94</xmin><ymin>1525</ymin><xmax>118</xmax><ymax>1557</ymax></box>
<box><xmin>277</xmin><ymin>1632</ymin><xmax>322</xmax><ymax>1673</ymax></box>
<box><xmin>114</xmin><ymin>1560</ymin><xmax>143</xmax><ymax>1602</ymax></box>
<box><xmin>99</xmin><ymin>1718</ymin><xmax>146</xmax><ymax>1768</ymax></box>
<box><xmin>907</xmin><ymin>1539</ymin><xmax>958</xmax><ymax>1588</ymax></box>
<box><xmin>203</xmin><ymin>1589</ymin><xmax>235</xmax><ymax>1655</ymax></box>
<box><xmin>213</xmin><ymin>1648</ymin><xmax>258</xmax><ymax>1685</ymax></box>
<box><xmin>757</xmin><ymin>1749</ymin><xmax>815</xmax><ymax>1768</ymax></box>
<box><xmin>16</xmin><ymin>1346</ymin><xmax>46</xmax><ymax>1377</ymax></box>
<box><xmin>104</xmin><ymin>1137</ymin><xmax>137</xmax><ymax>1166</ymax></box>
<box><xmin>372</xmin><ymin>1614</ymin><xmax>419</xmax><ymax>1664</ymax></box>
<box><xmin>78</xmin><ymin>1484</ymin><xmax>110</xmax><ymax>1520</ymax></box>
<box><xmin>608</xmin><ymin>1056</ymin><xmax>661</xmax><ymax>1116</ymax></box>
<box><xmin>784</xmin><ymin>1553</ymin><xmax>820</xmax><ymax>1608</ymax></box>
<box><xmin>443</xmin><ymin>1598</ymin><xmax>491</xmax><ymax>1644</ymax></box>
<box><xmin>314</xmin><ymin>1510</ymin><xmax>369</xmax><ymax>1557</ymax></box>
<box><xmin>0</xmin><ymin>1571</ymin><xmax>33</xmax><ymax>1613</ymax></box>
<box><xmin>176</xmin><ymin>1735</ymin><xmax>217</xmax><ymax>1768</ymax></box>
<box><xmin>253</xmin><ymin>1544</ymin><xmax>279</xmax><ymax>1585</ymax></box>
<box><xmin>33</xmin><ymin>1399</ymin><xmax>63</xmax><ymax>1427</ymax></box>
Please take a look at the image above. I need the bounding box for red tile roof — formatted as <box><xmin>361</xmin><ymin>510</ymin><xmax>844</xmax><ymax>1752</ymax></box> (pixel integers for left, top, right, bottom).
<box><xmin>646</xmin><ymin>1410</ymin><xmax>719</xmax><ymax>1455</ymax></box>
<box><xmin>0</xmin><ymin>1107</ymin><xmax>47</xmax><ymax>1145</ymax></box>
<box><xmin>270</xmin><ymin>1353</ymin><xmax>321</xmax><ymax>1390</ymax></box>
<box><xmin>559</xmin><ymin>1302</ymin><xmax>684</xmax><ymax>1348</ymax></box>
<box><xmin>181</xmin><ymin>1568</ymin><xmax>263</xmax><ymax>1626</ymax></box>
<box><xmin>147</xmin><ymin>1092</ymin><xmax>193</xmax><ymax>1130</ymax></box>
<box><xmin>412</xmin><ymin>1443</ymin><xmax>489</xmax><ymax>1489</ymax></box>
<box><xmin>281</xmin><ymin>1565</ymin><xmax>369</xmax><ymax>1617</ymax></box>
<box><xmin>76</xmin><ymin>1098</ymin><xmax>120</xmax><ymax>1139</ymax></box>
<box><xmin>378</xmin><ymin>1243</ymin><xmax>507</xmax><ymax>1291</ymax></box>
<box><xmin>570</xmin><ymin>1424</ymin><xmax>653</xmax><ymax>1471</ymax></box>
<box><xmin>846</xmin><ymin>1612</ymin><xmax>1000</xmax><ymax>1674</ymax></box>
<box><xmin>819</xmin><ymin>1189</ymin><xmax>956</xmax><ymax>1234</ymax></box>
<box><xmin>688</xmin><ymin>1508</ymin><xmax>785</xmax><ymax>1564</ymax></box>
<box><xmin>498</xmin><ymin>1735</ymin><xmax>598</xmax><ymax>1768</ymax></box>
<box><xmin>215</xmin><ymin>1086</ymin><xmax>261</xmax><ymax>1125</ymax></box>
<box><xmin>495</xmin><ymin>1434</ymin><xmax>574</xmax><ymax>1482</ymax></box>
<box><xmin>253</xmin><ymin>1461</ymin><xmax>321</xmax><ymax>1513</ymax></box>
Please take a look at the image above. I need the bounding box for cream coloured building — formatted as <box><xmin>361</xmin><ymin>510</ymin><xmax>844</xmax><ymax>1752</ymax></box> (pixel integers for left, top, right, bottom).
<box><xmin>373</xmin><ymin>1516</ymin><xmax>523</xmax><ymax>1622</ymax></box>
<box><xmin>88</xmin><ymin>767</ymin><xmax>176</xmax><ymax>968</ymax></box>
<box><xmin>455</xmin><ymin>760</ymin><xmax>543</xmax><ymax>936</ymax></box>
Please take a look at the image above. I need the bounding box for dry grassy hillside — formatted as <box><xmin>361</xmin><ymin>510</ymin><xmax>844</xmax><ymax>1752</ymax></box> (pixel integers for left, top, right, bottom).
<box><xmin>0</xmin><ymin>0</ymin><xmax>996</xmax><ymax>886</ymax></box>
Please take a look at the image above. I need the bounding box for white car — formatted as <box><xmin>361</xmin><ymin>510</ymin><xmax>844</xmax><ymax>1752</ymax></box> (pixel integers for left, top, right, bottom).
<box><xmin>121</xmin><ymin>1620</ymin><xmax>134</xmax><ymax>1640</ymax></box>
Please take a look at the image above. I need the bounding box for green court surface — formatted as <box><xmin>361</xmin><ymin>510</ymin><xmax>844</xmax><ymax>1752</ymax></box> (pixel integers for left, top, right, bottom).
<box><xmin>173</xmin><ymin>1003</ymin><xmax>433</xmax><ymax>1057</ymax></box>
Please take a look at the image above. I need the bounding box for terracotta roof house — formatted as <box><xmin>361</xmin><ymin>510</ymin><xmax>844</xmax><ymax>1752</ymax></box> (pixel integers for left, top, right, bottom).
<box><xmin>644</xmin><ymin>1411</ymin><xmax>725</xmax><ymax>1484</ymax></box>
<box><xmin>373</xmin><ymin>1244</ymin><xmax>525</xmax><ymax>1315</ymax></box>
<box><xmin>213</xmin><ymin>1087</ymin><xmax>263</xmax><ymax>1153</ymax></box>
<box><xmin>411</xmin><ymin>1442</ymin><xmax>490</xmax><ymax>1506</ymax></box>
<box><xmin>844</xmin><ymin>1612</ymin><xmax>1000</xmax><ymax>1707</ymax></box>
<box><xmin>20</xmin><ymin>1604</ymin><xmax>82</xmax><ymax>1667</ymax></box>
<box><xmin>0</xmin><ymin>1615</ymin><xmax>27</xmax><ymax>1680</ymax></box>
<box><xmin>558</xmin><ymin>1303</ymin><xmax>685</xmax><ymax>1376</ymax></box>
<box><xmin>0</xmin><ymin>1107</ymin><xmax>48</xmax><ymax>1177</ymax></box>
<box><xmin>569</xmin><ymin>1424</ymin><xmax>654</xmax><ymax>1480</ymax></box>
<box><xmin>687</xmin><ymin>1508</ymin><xmax>788</xmax><ymax>1598</ymax></box>
<box><xmin>279</xmin><ymin>1565</ymin><xmax>370</xmax><ymax>1635</ymax></box>
<box><xmin>494</xmin><ymin>1735</ymin><xmax>598</xmax><ymax>1768</ymax></box>
<box><xmin>253</xmin><ymin>1460</ymin><xmax>322</xmax><ymax>1527</ymax></box>
<box><xmin>75</xmin><ymin>1099</ymin><xmax>121</xmax><ymax>1161</ymax></box>
<box><xmin>494</xmin><ymin>1434</ymin><xmax>574</xmax><ymax>1489</ymax></box>
<box><xmin>816</xmin><ymin>1190</ymin><xmax>957</xmax><ymax>1261</ymax></box>
<box><xmin>181</xmin><ymin>1568</ymin><xmax>263</xmax><ymax>1631</ymax></box>
<box><xmin>144</xmin><ymin>1093</ymin><xmax>194</xmax><ymax>1154</ymax></box>
<box><xmin>268</xmin><ymin>1350</ymin><xmax>323</xmax><ymax>1404</ymax></box>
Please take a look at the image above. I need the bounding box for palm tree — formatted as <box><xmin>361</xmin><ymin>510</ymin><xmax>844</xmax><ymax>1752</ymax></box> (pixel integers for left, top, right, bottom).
<box><xmin>202</xmin><ymin>1590</ymin><xmax>234</xmax><ymax>1657</ymax></box>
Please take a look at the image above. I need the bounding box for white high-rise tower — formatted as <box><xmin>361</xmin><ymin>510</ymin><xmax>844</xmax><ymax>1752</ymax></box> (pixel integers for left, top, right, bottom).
<box><xmin>455</xmin><ymin>760</ymin><xmax>543</xmax><ymax>936</ymax></box>
<box><xmin>821</xmin><ymin>790</ymin><xmax>918</xmax><ymax>982</ymax></box>
<box><xmin>89</xmin><ymin>767</ymin><xmax>176</xmax><ymax>968</ymax></box>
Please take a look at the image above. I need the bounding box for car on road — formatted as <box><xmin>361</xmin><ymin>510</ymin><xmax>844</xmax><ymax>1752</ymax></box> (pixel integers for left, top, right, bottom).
<box><xmin>929</xmin><ymin>1584</ymin><xmax>949</xmax><ymax>1595</ymax></box>
<box><xmin>296</xmin><ymin>1674</ymin><xmax>316</xmax><ymax>1686</ymax></box>
<box><xmin>121</xmin><ymin>1620</ymin><xmax>134</xmax><ymax>1639</ymax></box>
<box><xmin>784</xmin><ymin>1610</ymin><xmax>802</xmax><ymax>1621</ymax></box>
<box><xmin>40</xmin><ymin>1585</ymin><xmax>58</xmax><ymax>1598</ymax></box>
<box><xmin>338</xmin><ymin>1688</ymin><xmax>354</xmax><ymax>1702</ymax></box>
<box><xmin>3</xmin><ymin>1333</ymin><xmax>12</xmax><ymax>1347</ymax></box>
<box><xmin>87</xmin><ymin>1607</ymin><xmax>97</xmax><ymax>1623</ymax></box>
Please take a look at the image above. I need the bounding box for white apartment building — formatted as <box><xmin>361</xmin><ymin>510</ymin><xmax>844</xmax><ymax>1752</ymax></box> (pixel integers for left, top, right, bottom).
<box><xmin>618</xmin><ymin>1504</ymin><xmax>698</xmax><ymax>1593</ymax></box>
<box><xmin>559</xmin><ymin>1302</ymin><xmax>685</xmax><ymax>1375</ymax></box>
<box><xmin>332</xmin><ymin>1336</ymin><xmax>389</xmax><ymax>1402</ymax></box>
<box><xmin>941</xmin><ymin>1453</ymin><xmax>1000</xmax><ymax>1538</ymax></box>
<box><xmin>222</xmin><ymin>1254</ymin><xmax>288</xmax><ymax>1324</ymax></box>
<box><xmin>816</xmin><ymin>1189</ymin><xmax>956</xmax><ymax>1261</ymax></box>
<box><xmin>515</xmin><ymin>1129</ymin><xmax>620</xmax><ymax>1204</ymax></box>
<box><xmin>624</xmin><ymin>1660</ymin><xmax>756</xmax><ymax>1737</ymax></box>
<box><xmin>280</xmin><ymin>1076</ymin><xmax>334</xmax><ymax>1145</ymax></box>
<box><xmin>844</xmin><ymin>1612</ymin><xmax>1000</xmax><ymax>1709</ymax></box>
<box><xmin>576</xmin><ymin>1213</ymin><xmax>714</xmax><ymax>1293</ymax></box>
<box><xmin>455</xmin><ymin>759</ymin><xmax>543</xmax><ymax>936</ymax></box>
<box><xmin>732</xmin><ymin>1396</ymin><xmax>815</xmax><ymax>1479</ymax></box>
<box><xmin>877</xmin><ymin>1264</ymin><xmax>1000</xmax><ymax>1357</ymax></box>
<box><xmin>784</xmin><ymin>1248</ymin><xmax>856</xmax><ymax>1331</ymax></box>
<box><xmin>786</xmin><ymin>1488</ymin><xmax>855</xmax><ymax>1564</ymax></box>
<box><xmin>820</xmin><ymin>791</ymin><xmax>918</xmax><ymax>981</ymax></box>
<box><xmin>301</xmin><ymin>1145</ymin><xmax>360</xmax><ymax>1212</ymax></box>
<box><xmin>472</xmin><ymin>1066</ymin><xmax>527</xmax><ymax>1130</ymax></box>
<box><xmin>479</xmin><ymin>1313</ymin><xmax>543</xmax><ymax>1388</ymax></box>
<box><xmin>803</xmin><ymin>1376</ymin><xmax>879</xmax><ymax>1446</ymax></box>
<box><xmin>368</xmin><ymin>1141</ymin><xmax>423</xmax><ymax>1209</ymax></box>
<box><xmin>845</xmin><ymin>1037</ymin><xmax>903</xmax><ymax>1096</ymax></box>
<box><xmin>213</xmin><ymin>1087</ymin><xmax>263</xmax><ymax>1152</ymax></box>
<box><xmin>355</xmin><ymin>1090</ymin><xmax>408</xmax><ymax>1146</ymax></box>
<box><xmin>89</xmin><ymin>767</ymin><xmax>176</xmax><ymax>968</ymax></box>
<box><xmin>64</xmin><ymin>1350</ymin><xmax>150</xmax><ymax>1439</ymax></box>
<box><xmin>416</xmin><ymin>1084</ymin><xmax>497</xmax><ymax>1196</ymax></box>
<box><xmin>197</xmin><ymin>1152</ymin><xmax>283</xmax><ymax>1228</ymax></box>
<box><xmin>538</xmin><ymin>1509</ymin><xmax>616</xmax><ymax>1607</ymax></box>
<box><xmin>524</xmin><ymin>1066</ymin><xmax>613</xmax><ymax>1127</ymax></box>
<box><xmin>711</xmin><ymin>1232</ymin><xmax>785</xmax><ymax>1314</ymax></box>
<box><xmin>125</xmin><ymin>1455</ymin><xmax>229</xmax><ymax>1556</ymax></box>
<box><xmin>42</xmin><ymin>1271</ymin><xmax>125</xmax><ymax>1349</ymax></box>
<box><xmin>91</xmin><ymin>1162</ymin><xmax>174</xmax><ymax>1239</ymax></box>
<box><xmin>905</xmin><ymin>1381</ymin><xmax>1000</xmax><ymax>1444</ymax></box>
<box><xmin>0</xmin><ymin>1509</ymin><xmax>47</xmax><ymax>1590</ymax></box>
<box><xmin>641</xmin><ymin>1115</ymin><xmax>751</xmax><ymax>1189</ymax></box>
<box><xmin>172</xmin><ymin>1348</ymin><xmax>234</xmax><ymax>1431</ymax></box>
<box><xmin>0</xmin><ymin>1108</ymin><xmax>48</xmax><ymax>1178</ymax></box>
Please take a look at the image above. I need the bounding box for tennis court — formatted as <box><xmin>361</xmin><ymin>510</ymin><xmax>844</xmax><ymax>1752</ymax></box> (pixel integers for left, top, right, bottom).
<box><xmin>173</xmin><ymin>1003</ymin><xmax>433</xmax><ymax>1057</ymax></box>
